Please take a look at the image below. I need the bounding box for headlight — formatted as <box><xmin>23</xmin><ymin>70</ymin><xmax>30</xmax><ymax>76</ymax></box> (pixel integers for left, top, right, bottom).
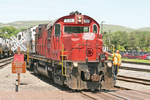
<box><xmin>73</xmin><ymin>62</ymin><xmax>78</xmax><ymax>67</ymax></box>
<box><xmin>107</xmin><ymin>62</ymin><xmax>112</xmax><ymax>68</ymax></box>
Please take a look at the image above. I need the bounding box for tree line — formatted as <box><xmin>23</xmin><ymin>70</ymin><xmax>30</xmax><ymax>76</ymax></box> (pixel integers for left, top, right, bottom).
<box><xmin>0</xmin><ymin>26</ymin><xmax>19</xmax><ymax>38</ymax></box>
<box><xmin>103</xmin><ymin>31</ymin><xmax>150</xmax><ymax>53</ymax></box>
<box><xmin>0</xmin><ymin>26</ymin><xmax>150</xmax><ymax>53</ymax></box>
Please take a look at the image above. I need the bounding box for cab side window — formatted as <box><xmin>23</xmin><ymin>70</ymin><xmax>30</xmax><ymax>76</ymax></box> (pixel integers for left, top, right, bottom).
<box><xmin>18</xmin><ymin>35</ymin><xmax>21</xmax><ymax>40</ymax></box>
<box><xmin>38</xmin><ymin>26</ymin><xmax>42</xmax><ymax>38</ymax></box>
<box><xmin>55</xmin><ymin>24</ymin><xmax>61</xmax><ymax>37</ymax></box>
<box><xmin>48</xmin><ymin>26</ymin><xmax>52</xmax><ymax>37</ymax></box>
<box><xmin>93</xmin><ymin>24</ymin><xmax>97</xmax><ymax>33</ymax></box>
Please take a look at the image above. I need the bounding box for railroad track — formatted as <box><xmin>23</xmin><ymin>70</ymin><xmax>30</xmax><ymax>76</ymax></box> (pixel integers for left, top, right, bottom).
<box><xmin>80</xmin><ymin>89</ymin><xmax>150</xmax><ymax>100</ymax></box>
<box><xmin>0</xmin><ymin>57</ymin><xmax>13</xmax><ymax>69</ymax></box>
<box><xmin>117</xmin><ymin>75</ymin><xmax>150</xmax><ymax>86</ymax></box>
<box><xmin>120</xmin><ymin>66</ymin><xmax>150</xmax><ymax>73</ymax></box>
<box><xmin>118</xmin><ymin>62</ymin><xmax>150</xmax><ymax>86</ymax></box>
<box><xmin>79</xmin><ymin>86</ymin><xmax>130</xmax><ymax>100</ymax></box>
<box><xmin>114</xmin><ymin>86</ymin><xmax>131</xmax><ymax>90</ymax></box>
<box><xmin>80</xmin><ymin>92</ymin><xmax>98</xmax><ymax>100</ymax></box>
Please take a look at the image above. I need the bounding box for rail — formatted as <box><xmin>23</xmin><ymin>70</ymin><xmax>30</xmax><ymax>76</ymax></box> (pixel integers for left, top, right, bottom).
<box><xmin>117</xmin><ymin>75</ymin><xmax>150</xmax><ymax>86</ymax></box>
<box><xmin>80</xmin><ymin>89</ymin><xmax>149</xmax><ymax>100</ymax></box>
<box><xmin>0</xmin><ymin>57</ymin><xmax>13</xmax><ymax>69</ymax></box>
<box><xmin>120</xmin><ymin>66</ymin><xmax>150</xmax><ymax>72</ymax></box>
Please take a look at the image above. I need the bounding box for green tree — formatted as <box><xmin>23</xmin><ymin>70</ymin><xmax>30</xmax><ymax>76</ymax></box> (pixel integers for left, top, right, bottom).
<box><xmin>0</xmin><ymin>26</ymin><xmax>19</xmax><ymax>38</ymax></box>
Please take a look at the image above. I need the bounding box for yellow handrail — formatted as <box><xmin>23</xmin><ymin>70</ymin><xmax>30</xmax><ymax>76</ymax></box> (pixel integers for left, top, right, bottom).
<box><xmin>61</xmin><ymin>43</ymin><xmax>64</xmax><ymax>75</ymax></box>
<box><xmin>61</xmin><ymin>43</ymin><xmax>67</xmax><ymax>76</ymax></box>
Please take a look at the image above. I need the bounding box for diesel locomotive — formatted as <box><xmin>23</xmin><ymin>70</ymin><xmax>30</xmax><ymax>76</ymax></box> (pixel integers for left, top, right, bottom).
<box><xmin>26</xmin><ymin>11</ymin><xmax>115</xmax><ymax>91</ymax></box>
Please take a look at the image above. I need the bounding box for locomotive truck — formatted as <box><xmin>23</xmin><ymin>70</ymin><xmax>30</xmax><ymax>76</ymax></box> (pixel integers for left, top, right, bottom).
<box><xmin>26</xmin><ymin>11</ymin><xmax>115</xmax><ymax>91</ymax></box>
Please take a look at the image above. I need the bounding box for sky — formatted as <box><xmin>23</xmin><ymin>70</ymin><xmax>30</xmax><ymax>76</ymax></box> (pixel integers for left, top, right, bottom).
<box><xmin>0</xmin><ymin>0</ymin><xmax>150</xmax><ymax>29</ymax></box>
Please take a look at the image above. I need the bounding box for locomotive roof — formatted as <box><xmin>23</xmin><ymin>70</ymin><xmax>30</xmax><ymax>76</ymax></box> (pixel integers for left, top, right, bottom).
<box><xmin>46</xmin><ymin>12</ymin><xmax>100</xmax><ymax>30</ymax></box>
<box><xmin>55</xmin><ymin>13</ymin><xmax>100</xmax><ymax>27</ymax></box>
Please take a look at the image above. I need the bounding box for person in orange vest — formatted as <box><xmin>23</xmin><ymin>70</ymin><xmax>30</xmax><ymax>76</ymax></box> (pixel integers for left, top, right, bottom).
<box><xmin>105</xmin><ymin>50</ymin><xmax>122</xmax><ymax>79</ymax></box>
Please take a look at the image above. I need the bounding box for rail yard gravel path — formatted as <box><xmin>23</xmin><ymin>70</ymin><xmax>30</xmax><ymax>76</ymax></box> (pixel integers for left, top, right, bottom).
<box><xmin>0</xmin><ymin>64</ymin><xmax>150</xmax><ymax>100</ymax></box>
<box><xmin>0</xmin><ymin>64</ymin><xmax>59</xmax><ymax>91</ymax></box>
<box><xmin>116</xmin><ymin>80</ymin><xmax>150</xmax><ymax>90</ymax></box>
<box><xmin>118</xmin><ymin>69</ymin><xmax>150</xmax><ymax>80</ymax></box>
<box><xmin>121</xmin><ymin>63</ymin><xmax>150</xmax><ymax>70</ymax></box>
<box><xmin>0</xmin><ymin>64</ymin><xmax>95</xmax><ymax>100</ymax></box>
<box><xmin>116</xmin><ymin>68</ymin><xmax>150</xmax><ymax>90</ymax></box>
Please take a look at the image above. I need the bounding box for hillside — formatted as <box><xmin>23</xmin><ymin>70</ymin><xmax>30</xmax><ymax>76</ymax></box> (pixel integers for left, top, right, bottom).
<box><xmin>3</xmin><ymin>20</ymin><xmax>49</xmax><ymax>29</ymax></box>
<box><xmin>137</xmin><ymin>27</ymin><xmax>150</xmax><ymax>32</ymax></box>
<box><xmin>103</xmin><ymin>24</ymin><xmax>134</xmax><ymax>33</ymax></box>
<box><xmin>0</xmin><ymin>23</ymin><xmax>3</xmax><ymax>27</ymax></box>
<box><xmin>0</xmin><ymin>21</ymin><xmax>150</xmax><ymax>32</ymax></box>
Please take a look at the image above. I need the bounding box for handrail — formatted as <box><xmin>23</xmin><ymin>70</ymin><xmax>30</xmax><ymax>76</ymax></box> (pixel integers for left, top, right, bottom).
<box><xmin>61</xmin><ymin>43</ymin><xmax>67</xmax><ymax>76</ymax></box>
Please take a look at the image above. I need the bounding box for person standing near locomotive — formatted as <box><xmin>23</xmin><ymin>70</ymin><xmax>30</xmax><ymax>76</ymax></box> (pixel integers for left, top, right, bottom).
<box><xmin>105</xmin><ymin>50</ymin><xmax>122</xmax><ymax>79</ymax></box>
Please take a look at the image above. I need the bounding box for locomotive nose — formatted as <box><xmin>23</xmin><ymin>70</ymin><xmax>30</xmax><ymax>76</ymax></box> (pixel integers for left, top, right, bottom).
<box><xmin>82</xmin><ymin>33</ymin><xmax>96</xmax><ymax>59</ymax></box>
<box><xmin>70</xmin><ymin>33</ymin><xmax>98</xmax><ymax>61</ymax></box>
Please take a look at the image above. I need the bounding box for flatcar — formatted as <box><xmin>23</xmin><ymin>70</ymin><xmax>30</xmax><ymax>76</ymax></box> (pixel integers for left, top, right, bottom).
<box><xmin>26</xmin><ymin>11</ymin><xmax>115</xmax><ymax>91</ymax></box>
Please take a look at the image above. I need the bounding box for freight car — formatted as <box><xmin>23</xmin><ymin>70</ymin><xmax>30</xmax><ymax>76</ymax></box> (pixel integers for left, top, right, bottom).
<box><xmin>0</xmin><ymin>37</ymin><xmax>12</xmax><ymax>58</ymax></box>
<box><xmin>11</xmin><ymin>26</ymin><xmax>37</xmax><ymax>52</ymax></box>
<box><xmin>26</xmin><ymin>11</ymin><xmax>115</xmax><ymax>91</ymax></box>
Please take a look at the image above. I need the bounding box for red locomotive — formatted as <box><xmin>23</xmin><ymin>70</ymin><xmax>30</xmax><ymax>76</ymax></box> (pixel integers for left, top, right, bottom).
<box><xmin>27</xmin><ymin>11</ymin><xmax>115</xmax><ymax>91</ymax></box>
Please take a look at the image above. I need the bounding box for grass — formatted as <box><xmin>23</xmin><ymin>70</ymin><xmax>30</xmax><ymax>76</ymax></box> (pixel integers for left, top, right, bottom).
<box><xmin>108</xmin><ymin>57</ymin><xmax>150</xmax><ymax>64</ymax></box>
<box><xmin>121</xmin><ymin>58</ymin><xmax>150</xmax><ymax>64</ymax></box>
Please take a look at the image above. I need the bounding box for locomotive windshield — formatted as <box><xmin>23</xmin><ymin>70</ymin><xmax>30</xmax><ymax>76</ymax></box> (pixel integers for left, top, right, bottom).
<box><xmin>64</xmin><ymin>26</ymin><xmax>89</xmax><ymax>33</ymax></box>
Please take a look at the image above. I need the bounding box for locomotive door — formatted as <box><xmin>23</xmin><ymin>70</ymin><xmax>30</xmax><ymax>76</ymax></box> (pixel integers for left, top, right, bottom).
<box><xmin>46</xmin><ymin>26</ymin><xmax>52</xmax><ymax>58</ymax></box>
<box><xmin>52</xmin><ymin>24</ymin><xmax>61</xmax><ymax>59</ymax></box>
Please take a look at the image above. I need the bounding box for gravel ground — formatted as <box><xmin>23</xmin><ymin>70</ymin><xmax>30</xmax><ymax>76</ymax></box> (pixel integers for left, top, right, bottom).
<box><xmin>118</xmin><ymin>69</ymin><xmax>150</xmax><ymax>80</ymax></box>
<box><xmin>0</xmin><ymin>64</ymin><xmax>59</xmax><ymax>91</ymax></box>
<box><xmin>116</xmin><ymin>80</ymin><xmax>150</xmax><ymax>90</ymax></box>
<box><xmin>0</xmin><ymin>64</ymin><xmax>90</xmax><ymax>100</ymax></box>
<box><xmin>116</xmin><ymin>69</ymin><xmax>150</xmax><ymax>90</ymax></box>
<box><xmin>0</xmin><ymin>64</ymin><xmax>150</xmax><ymax>100</ymax></box>
<box><xmin>121</xmin><ymin>63</ymin><xmax>150</xmax><ymax>70</ymax></box>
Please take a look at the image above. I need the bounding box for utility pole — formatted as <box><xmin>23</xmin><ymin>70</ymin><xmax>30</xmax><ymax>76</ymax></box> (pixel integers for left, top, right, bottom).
<box><xmin>100</xmin><ymin>21</ymin><xmax>104</xmax><ymax>34</ymax></box>
<box><xmin>100</xmin><ymin>21</ymin><xmax>106</xmax><ymax>51</ymax></box>
<box><xmin>108</xmin><ymin>30</ymin><xmax>111</xmax><ymax>51</ymax></box>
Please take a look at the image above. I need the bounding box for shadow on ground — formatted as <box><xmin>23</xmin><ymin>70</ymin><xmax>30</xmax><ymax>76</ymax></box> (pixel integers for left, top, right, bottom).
<box><xmin>29</xmin><ymin>70</ymin><xmax>117</xmax><ymax>93</ymax></box>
